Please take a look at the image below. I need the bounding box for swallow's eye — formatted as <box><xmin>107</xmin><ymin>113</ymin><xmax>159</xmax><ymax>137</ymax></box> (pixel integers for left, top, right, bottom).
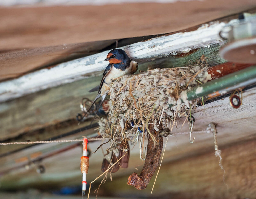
<box><xmin>110</xmin><ymin>54</ymin><xmax>115</xmax><ymax>58</ymax></box>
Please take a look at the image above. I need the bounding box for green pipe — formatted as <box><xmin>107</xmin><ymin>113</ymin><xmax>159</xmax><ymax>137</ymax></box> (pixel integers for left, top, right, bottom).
<box><xmin>187</xmin><ymin>66</ymin><xmax>256</xmax><ymax>100</ymax></box>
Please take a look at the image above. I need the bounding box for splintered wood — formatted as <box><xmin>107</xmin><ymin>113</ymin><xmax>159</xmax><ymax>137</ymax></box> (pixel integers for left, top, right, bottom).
<box><xmin>98</xmin><ymin>65</ymin><xmax>210</xmax><ymax>190</ymax></box>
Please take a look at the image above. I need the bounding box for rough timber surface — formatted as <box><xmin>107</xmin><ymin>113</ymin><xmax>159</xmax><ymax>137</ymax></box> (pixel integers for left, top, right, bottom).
<box><xmin>94</xmin><ymin>88</ymin><xmax>256</xmax><ymax>199</ymax></box>
<box><xmin>103</xmin><ymin>137</ymin><xmax>256</xmax><ymax>199</ymax></box>
<box><xmin>0</xmin><ymin>77</ymin><xmax>101</xmax><ymax>141</ymax></box>
<box><xmin>0</xmin><ymin>24</ymin><xmax>226</xmax><ymax>102</ymax></box>
<box><xmin>1</xmin><ymin>5</ymin><xmax>256</xmax><ymax>197</ymax></box>
<box><xmin>0</xmin><ymin>40</ymin><xmax>115</xmax><ymax>81</ymax></box>
<box><xmin>1</xmin><ymin>87</ymin><xmax>256</xmax><ymax>199</ymax></box>
<box><xmin>0</xmin><ymin>2</ymin><xmax>255</xmax><ymax>50</ymax></box>
<box><xmin>0</xmin><ymin>87</ymin><xmax>256</xmax><ymax>198</ymax></box>
<box><xmin>1</xmin><ymin>4</ymin><xmax>256</xmax><ymax>82</ymax></box>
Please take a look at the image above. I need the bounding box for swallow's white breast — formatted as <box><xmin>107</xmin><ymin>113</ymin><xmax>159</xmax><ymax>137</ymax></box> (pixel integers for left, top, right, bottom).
<box><xmin>104</xmin><ymin>61</ymin><xmax>138</xmax><ymax>84</ymax></box>
<box><xmin>104</xmin><ymin>67</ymin><xmax>125</xmax><ymax>84</ymax></box>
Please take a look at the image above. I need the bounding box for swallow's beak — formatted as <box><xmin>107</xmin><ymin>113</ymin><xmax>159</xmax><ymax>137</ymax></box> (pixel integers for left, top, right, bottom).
<box><xmin>105</xmin><ymin>58</ymin><xmax>109</xmax><ymax>61</ymax></box>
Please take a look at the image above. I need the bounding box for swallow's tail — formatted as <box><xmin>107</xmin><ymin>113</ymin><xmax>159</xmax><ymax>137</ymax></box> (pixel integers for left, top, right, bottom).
<box><xmin>89</xmin><ymin>85</ymin><xmax>100</xmax><ymax>92</ymax></box>
<box><xmin>87</xmin><ymin>93</ymin><xmax>108</xmax><ymax>113</ymax></box>
<box><xmin>87</xmin><ymin>93</ymin><xmax>101</xmax><ymax>112</ymax></box>
<box><xmin>97</xmin><ymin>93</ymin><xmax>107</xmax><ymax>110</ymax></box>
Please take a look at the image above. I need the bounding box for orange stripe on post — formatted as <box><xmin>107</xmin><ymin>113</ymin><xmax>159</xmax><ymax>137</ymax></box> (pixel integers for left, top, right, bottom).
<box><xmin>83</xmin><ymin>138</ymin><xmax>88</xmax><ymax>152</ymax></box>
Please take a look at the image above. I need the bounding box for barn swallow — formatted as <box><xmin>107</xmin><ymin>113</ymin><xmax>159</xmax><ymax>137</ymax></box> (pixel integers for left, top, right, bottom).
<box><xmin>87</xmin><ymin>49</ymin><xmax>138</xmax><ymax>112</ymax></box>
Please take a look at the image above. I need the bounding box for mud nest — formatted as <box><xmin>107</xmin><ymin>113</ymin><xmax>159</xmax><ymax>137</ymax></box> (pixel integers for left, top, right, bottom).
<box><xmin>97</xmin><ymin>64</ymin><xmax>210</xmax><ymax>189</ymax></box>
<box><xmin>99</xmin><ymin>65</ymin><xmax>210</xmax><ymax>141</ymax></box>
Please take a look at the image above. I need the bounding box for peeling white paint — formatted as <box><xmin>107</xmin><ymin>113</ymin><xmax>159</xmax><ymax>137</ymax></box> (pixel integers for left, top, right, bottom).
<box><xmin>127</xmin><ymin>23</ymin><xmax>225</xmax><ymax>59</ymax></box>
<box><xmin>0</xmin><ymin>51</ymin><xmax>109</xmax><ymax>102</ymax></box>
<box><xmin>205</xmin><ymin>72</ymin><xmax>212</xmax><ymax>82</ymax></box>
<box><xmin>216</xmin><ymin>70</ymin><xmax>222</xmax><ymax>73</ymax></box>
<box><xmin>195</xmin><ymin>87</ymin><xmax>203</xmax><ymax>94</ymax></box>
<box><xmin>0</xmin><ymin>22</ymin><xmax>225</xmax><ymax>102</ymax></box>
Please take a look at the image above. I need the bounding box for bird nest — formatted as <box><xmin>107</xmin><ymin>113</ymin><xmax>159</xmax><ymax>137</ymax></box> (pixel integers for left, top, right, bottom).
<box><xmin>99</xmin><ymin>65</ymin><xmax>210</xmax><ymax>143</ymax></box>
<box><xmin>96</xmin><ymin>64</ymin><xmax>211</xmax><ymax>190</ymax></box>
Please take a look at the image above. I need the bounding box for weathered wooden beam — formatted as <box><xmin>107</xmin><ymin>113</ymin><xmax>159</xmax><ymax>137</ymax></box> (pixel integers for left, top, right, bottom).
<box><xmin>0</xmin><ymin>76</ymin><xmax>101</xmax><ymax>140</ymax></box>
<box><xmin>101</xmin><ymin>138</ymin><xmax>256</xmax><ymax>199</ymax></box>
<box><xmin>0</xmin><ymin>40</ymin><xmax>115</xmax><ymax>81</ymax></box>
<box><xmin>1</xmin><ymin>8</ymin><xmax>255</xmax><ymax>83</ymax></box>
<box><xmin>0</xmin><ymin>3</ymin><xmax>255</xmax><ymax>51</ymax></box>
<box><xmin>0</xmin><ymin>126</ymin><xmax>98</xmax><ymax>176</ymax></box>
<box><xmin>0</xmin><ymin>22</ymin><xmax>225</xmax><ymax>102</ymax></box>
<box><xmin>0</xmin><ymin>87</ymin><xmax>255</xmax><ymax>194</ymax></box>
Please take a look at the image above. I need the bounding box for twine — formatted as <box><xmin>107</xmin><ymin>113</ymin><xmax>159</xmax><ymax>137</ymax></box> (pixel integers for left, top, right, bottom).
<box><xmin>0</xmin><ymin>131</ymin><xmax>209</xmax><ymax>146</ymax></box>
<box><xmin>0</xmin><ymin>138</ymin><xmax>104</xmax><ymax>146</ymax></box>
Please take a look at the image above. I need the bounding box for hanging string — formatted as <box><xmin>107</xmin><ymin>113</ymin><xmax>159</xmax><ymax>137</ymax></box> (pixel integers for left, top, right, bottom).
<box><xmin>0</xmin><ymin>130</ymin><xmax>209</xmax><ymax>146</ymax></box>
<box><xmin>0</xmin><ymin>138</ymin><xmax>104</xmax><ymax>146</ymax></box>
<box><xmin>174</xmin><ymin>130</ymin><xmax>207</xmax><ymax>135</ymax></box>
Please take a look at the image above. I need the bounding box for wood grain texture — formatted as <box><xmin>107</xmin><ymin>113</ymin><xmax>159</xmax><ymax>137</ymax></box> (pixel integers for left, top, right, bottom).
<box><xmin>0</xmin><ymin>40</ymin><xmax>114</xmax><ymax>81</ymax></box>
<box><xmin>0</xmin><ymin>76</ymin><xmax>101</xmax><ymax>140</ymax></box>
<box><xmin>0</xmin><ymin>3</ymin><xmax>256</xmax><ymax>196</ymax></box>
<box><xmin>0</xmin><ymin>2</ymin><xmax>255</xmax><ymax>50</ymax></box>
<box><xmin>0</xmin><ymin>86</ymin><xmax>256</xmax><ymax>197</ymax></box>
<box><xmin>103</xmin><ymin>138</ymin><xmax>256</xmax><ymax>199</ymax></box>
<box><xmin>0</xmin><ymin>2</ymin><xmax>255</xmax><ymax>81</ymax></box>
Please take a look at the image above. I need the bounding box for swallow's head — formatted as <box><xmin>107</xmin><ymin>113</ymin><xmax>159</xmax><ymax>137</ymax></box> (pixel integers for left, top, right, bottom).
<box><xmin>105</xmin><ymin>49</ymin><xmax>130</xmax><ymax>64</ymax></box>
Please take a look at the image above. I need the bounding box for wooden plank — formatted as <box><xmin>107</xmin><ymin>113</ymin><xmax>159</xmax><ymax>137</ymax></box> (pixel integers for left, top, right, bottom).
<box><xmin>2</xmin><ymin>9</ymin><xmax>256</xmax><ymax>100</ymax></box>
<box><xmin>0</xmin><ymin>2</ymin><xmax>255</xmax><ymax>50</ymax></box>
<box><xmin>0</xmin><ymin>35</ymin><xmax>155</xmax><ymax>81</ymax></box>
<box><xmin>1</xmin><ymin>86</ymin><xmax>256</xmax><ymax>197</ymax></box>
<box><xmin>102</xmin><ymin>138</ymin><xmax>256</xmax><ymax>199</ymax></box>
<box><xmin>0</xmin><ymin>127</ymin><xmax>97</xmax><ymax>175</ymax></box>
<box><xmin>0</xmin><ymin>76</ymin><xmax>101</xmax><ymax>140</ymax></box>
<box><xmin>1</xmin><ymin>7</ymin><xmax>255</xmax><ymax>83</ymax></box>
<box><xmin>0</xmin><ymin>22</ymin><xmax>226</xmax><ymax>102</ymax></box>
<box><xmin>0</xmin><ymin>40</ymin><xmax>115</xmax><ymax>81</ymax></box>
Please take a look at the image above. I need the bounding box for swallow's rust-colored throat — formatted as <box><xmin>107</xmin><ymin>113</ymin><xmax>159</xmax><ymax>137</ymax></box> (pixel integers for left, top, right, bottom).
<box><xmin>109</xmin><ymin>58</ymin><xmax>122</xmax><ymax>64</ymax></box>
